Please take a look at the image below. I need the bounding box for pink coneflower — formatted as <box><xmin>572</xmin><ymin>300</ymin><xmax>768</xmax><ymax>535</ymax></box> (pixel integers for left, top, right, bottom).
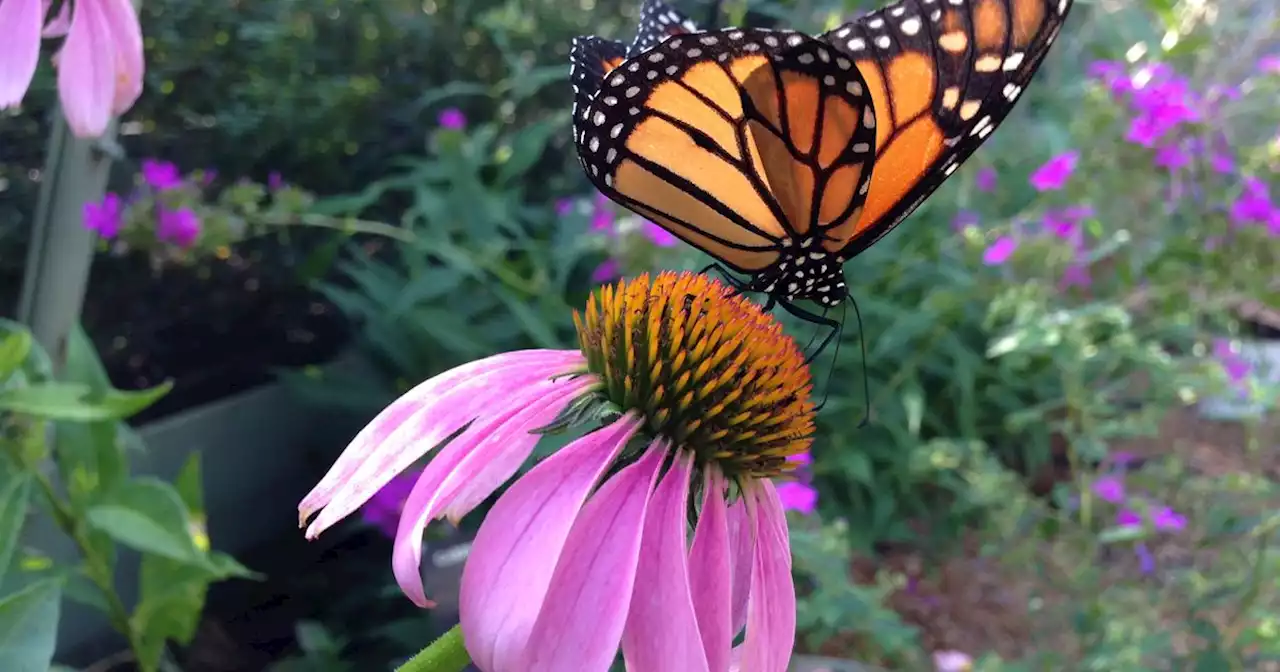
<box><xmin>300</xmin><ymin>272</ymin><xmax>810</xmax><ymax>672</ymax></box>
<box><xmin>0</xmin><ymin>0</ymin><xmax>145</xmax><ymax>137</ymax></box>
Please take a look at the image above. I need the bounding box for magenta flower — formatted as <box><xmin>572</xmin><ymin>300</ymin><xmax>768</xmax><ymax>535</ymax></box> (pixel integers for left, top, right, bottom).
<box><xmin>1121</xmin><ymin>65</ymin><xmax>1201</xmax><ymax>148</ymax></box>
<box><xmin>1087</xmin><ymin>60</ymin><xmax>1132</xmax><ymax>98</ymax></box>
<box><xmin>642</xmin><ymin>220</ymin><xmax>678</xmax><ymax>247</ymax></box>
<box><xmin>555</xmin><ymin>198</ymin><xmax>576</xmax><ymax>217</ymax></box>
<box><xmin>982</xmin><ymin>236</ymin><xmax>1018</xmax><ymax>266</ymax></box>
<box><xmin>268</xmin><ymin>171</ymin><xmax>284</xmax><ymax>191</ymax></box>
<box><xmin>1230</xmin><ymin>178</ymin><xmax>1277</xmax><ymax>228</ymax></box>
<box><xmin>157</xmin><ymin>207</ymin><xmax>200</xmax><ymax>248</ymax></box>
<box><xmin>591</xmin><ymin>258</ymin><xmax>621</xmax><ymax>283</ymax></box>
<box><xmin>438</xmin><ymin>107</ymin><xmax>467</xmax><ymax>130</ymax></box>
<box><xmin>0</xmin><ymin>0</ymin><xmax>145</xmax><ymax>138</ymax></box>
<box><xmin>1059</xmin><ymin>264</ymin><xmax>1091</xmax><ymax>289</ymax></box>
<box><xmin>363</xmin><ymin>467</ymin><xmax>424</xmax><ymax>537</ymax></box>
<box><xmin>83</xmin><ymin>192</ymin><xmax>123</xmax><ymax>238</ymax></box>
<box><xmin>1117</xmin><ymin>505</ymin><xmax>1186</xmax><ymax>532</ymax></box>
<box><xmin>1154</xmin><ymin>143</ymin><xmax>1190</xmax><ymax>171</ymax></box>
<box><xmin>1029</xmin><ymin>151</ymin><xmax>1079</xmax><ymax>191</ymax></box>
<box><xmin>142</xmin><ymin>159</ymin><xmax>183</xmax><ymax>191</ymax></box>
<box><xmin>1258</xmin><ymin>55</ymin><xmax>1280</xmax><ymax>74</ymax></box>
<box><xmin>299</xmin><ymin>272</ymin><xmax>810</xmax><ymax>671</ymax></box>
<box><xmin>590</xmin><ymin>193</ymin><xmax>615</xmax><ymax>233</ymax></box>
<box><xmin>1092</xmin><ymin>475</ymin><xmax>1125</xmax><ymax>504</ymax></box>
<box><xmin>975</xmin><ymin>167</ymin><xmax>997</xmax><ymax>192</ymax></box>
<box><xmin>775</xmin><ymin>482</ymin><xmax>817</xmax><ymax>515</ymax></box>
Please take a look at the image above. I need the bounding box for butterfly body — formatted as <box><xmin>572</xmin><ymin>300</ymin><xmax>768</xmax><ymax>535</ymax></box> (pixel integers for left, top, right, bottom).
<box><xmin>571</xmin><ymin>0</ymin><xmax>1075</xmax><ymax>326</ymax></box>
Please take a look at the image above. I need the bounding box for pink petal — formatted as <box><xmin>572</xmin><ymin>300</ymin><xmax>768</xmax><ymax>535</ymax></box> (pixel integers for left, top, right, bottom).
<box><xmin>687</xmin><ymin>468</ymin><xmax>734</xmax><ymax>672</ymax></box>
<box><xmin>58</xmin><ymin>0</ymin><xmax>118</xmax><ymax>136</ymax></box>
<box><xmin>460</xmin><ymin>413</ymin><xmax>642</xmax><ymax>672</ymax></box>
<box><xmin>299</xmin><ymin>349</ymin><xmax>582</xmax><ymax>535</ymax></box>
<box><xmin>741</xmin><ymin>481</ymin><xmax>797</xmax><ymax>672</ymax></box>
<box><xmin>0</xmin><ymin>0</ymin><xmax>45</xmax><ymax>108</ymax></box>
<box><xmin>99</xmin><ymin>0</ymin><xmax>144</xmax><ymax>114</ymax></box>
<box><xmin>521</xmin><ymin>442</ymin><xmax>667</xmax><ymax>672</ymax></box>
<box><xmin>622</xmin><ymin>450</ymin><xmax>709</xmax><ymax>672</ymax></box>
<box><xmin>727</xmin><ymin>495</ymin><xmax>753</xmax><ymax>635</ymax></box>
<box><xmin>41</xmin><ymin>0</ymin><xmax>70</xmax><ymax>37</ymax></box>
<box><xmin>391</xmin><ymin>377</ymin><xmax>593</xmax><ymax>607</ymax></box>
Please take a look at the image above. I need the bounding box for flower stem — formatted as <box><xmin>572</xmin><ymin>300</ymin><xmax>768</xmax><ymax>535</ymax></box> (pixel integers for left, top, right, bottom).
<box><xmin>395</xmin><ymin>625</ymin><xmax>471</xmax><ymax>672</ymax></box>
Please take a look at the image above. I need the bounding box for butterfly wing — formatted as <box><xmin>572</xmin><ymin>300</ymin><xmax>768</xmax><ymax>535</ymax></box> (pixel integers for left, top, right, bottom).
<box><xmin>570</xmin><ymin>36</ymin><xmax>629</xmax><ymax>134</ymax></box>
<box><xmin>821</xmin><ymin>0</ymin><xmax>1075</xmax><ymax>258</ymax></box>
<box><xmin>630</xmin><ymin>0</ymin><xmax>700</xmax><ymax>56</ymax></box>
<box><xmin>574</xmin><ymin>28</ymin><xmax>878</xmax><ymax>273</ymax></box>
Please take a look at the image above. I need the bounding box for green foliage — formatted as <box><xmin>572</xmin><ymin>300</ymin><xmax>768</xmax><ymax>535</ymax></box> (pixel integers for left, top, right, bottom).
<box><xmin>0</xmin><ymin>323</ymin><xmax>252</xmax><ymax>672</ymax></box>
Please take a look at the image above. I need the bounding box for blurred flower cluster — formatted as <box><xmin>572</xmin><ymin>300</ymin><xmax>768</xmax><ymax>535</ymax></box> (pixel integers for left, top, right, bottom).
<box><xmin>82</xmin><ymin>158</ymin><xmax>315</xmax><ymax>266</ymax></box>
<box><xmin>557</xmin><ymin>193</ymin><xmax>678</xmax><ymax>284</ymax></box>
<box><xmin>1090</xmin><ymin>454</ymin><xmax>1187</xmax><ymax>574</ymax></box>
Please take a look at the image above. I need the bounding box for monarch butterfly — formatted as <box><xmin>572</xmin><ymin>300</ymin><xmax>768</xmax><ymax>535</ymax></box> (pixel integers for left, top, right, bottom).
<box><xmin>569</xmin><ymin>0</ymin><xmax>699</xmax><ymax>131</ymax></box>
<box><xmin>570</xmin><ymin>0</ymin><xmax>1075</xmax><ymax>337</ymax></box>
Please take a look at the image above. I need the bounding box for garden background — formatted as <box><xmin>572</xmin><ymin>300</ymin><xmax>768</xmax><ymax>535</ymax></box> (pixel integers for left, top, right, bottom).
<box><xmin>1</xmin><ymin>0</ymin><xmax>1278</xmax><ymax>670</ymax></box>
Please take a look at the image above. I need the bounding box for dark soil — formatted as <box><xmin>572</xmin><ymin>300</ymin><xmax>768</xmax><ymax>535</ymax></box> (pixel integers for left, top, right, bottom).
<box><xmin>80</xmin><ymin>234</ymin><xmax>351</xmax><ymax>424</ymax></box>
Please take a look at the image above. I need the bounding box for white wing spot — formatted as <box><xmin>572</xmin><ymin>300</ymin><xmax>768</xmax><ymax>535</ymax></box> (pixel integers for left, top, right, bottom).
<box><xmin>868</xmin><ymin>18</ymin><xmax>885</xmax><ymax>28</ymax></box>
<box><xmin>610</xmin><ymin>74</ymin><xmax>625</xmax><ymax>86</ymax></box>
<box><xmin>729</xmin><ymin>31</ymin><xmax>744</xmax><ymax>40</ymax></box>
<box><xmin>837</xmin><ymin>57</ymin><xmax>852</xmax><ymax>70</ymax></box>
<box><xmin>604</xmin><ymin>173</ymin><xmax>613</xmax><ymax>186</ymax></box>
<box><xmin>846</xmin><ymin>80</ymin><xmax>864</xmax><ymax>96</ymax></box>
<box><xmin>836</xmin><ymin>27</ymin><xmax>852</xmax><ymax>38</ymax></box>
<box><xmin>588</xmin><ymin>136</ymin><xmax>600</xmax><ymax>152</ymax></box>
<box><xmin>593</xmin><ymin>111</ymin><xmax>607</xmax><ymax>126</ymax></box>
<box><xmin>606</xmin><ymin>148</ymin><xmax>617</xmax><ymax>162</ymax></box>
<box><xmin>786</xmin><ymin>34</ymin><xmax>804</xmax><ymax>46</ymax></box>
<box><xmin>943</xmin><ymin>162</ymin><xmax>958</xmax><ymax>175</ymax></box>
<box><xmin>687</xmin><ymin>48</ymin><xmax>702</xmax><ymax>58</ymax></box>
<box><xmin>901</xmin><ymin>17</ymin><xmax>921</xmax><ymax>35</ymax></box>
<box><xmin>648</xmin><ymin>52</ymin><xmax>664</xmax><ymax>63</ymax></box>
<box><xmin>891</xmin><ymin>6</ymin><xmax>906</xmax><ymax>16</ymax></box>
<box><xmin>610</xmin><ymin>123</ymin><xmax>624</xmax><ymax>138</ymax></box>
<box><xmin>628</xmin><ymin>62</ymin><xmax>640</xmax><ymax>72</ymax></box>
<box><xmin>603</xmin><ymin>96</ymin><xmax>618</xmax><ymax>106</ymax></box>
<box><xmin>823</xmin><ymin>75</ymin><xmax>836</xmax><ymax>86</ymax></box>
<box><xmin>1003</xmin><ymin>52</ymin><xmax>1025</xmax><ymax>71</ymax></box>
<box><xmin>666</xmin><ymin>65</ymin><xmax>679</xmax><ymax>75</ymax></box>
<box><xmin>847</xmin><ymin>37</ymin><xmax>866</xmax><ymax>51</ymax></box>
<box><xmin>700</xmin><ymin>36</ymin><xmax>719</xmax><ymax>45</ymax></box>
<box><xmin>863</xmin><ymin>106</ymin><xmax>876</xmax><ymax>128</ymax></box>
<box><xmin>647</xmin><ymin>70</ymin><xmax>658</xmax><ymax>80</ymax></box>
<box><xmin>625</xmin><ymin>86</ymin><xmax>641</xmax><ymax>98</ymax></box>
<box><xmin>876</xmin><ymin>35</ymin><xmax>892</xmax><ymax>49</ymax></box>
<box><xmin>763</xmin><ymin>35</ymin><xmax>779</xmax><ymax>47</ymax></box>
<box><xmin>852</xmin><ymin>142</ymin><xmax>870</xmax><ymax>153</ymax></box>
<box><xmin>798</xmin><ymin>53</ymin><xmax>815</xmax><ymax>64</ymax></box>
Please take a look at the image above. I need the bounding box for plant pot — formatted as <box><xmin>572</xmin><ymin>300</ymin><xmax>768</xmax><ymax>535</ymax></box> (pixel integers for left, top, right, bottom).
<box><xmin>45</xmin><ymin>349</ymin><xmax>372</xmax><ymax>667</ymax></box>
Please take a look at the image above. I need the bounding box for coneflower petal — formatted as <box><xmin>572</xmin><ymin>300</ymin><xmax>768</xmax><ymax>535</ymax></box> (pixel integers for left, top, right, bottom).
<box><xmin>391</xmin><ymin>377</ymin><xmax>592</xmax><ymax>606</ymax></box>
<box><xmin>727</xmin><ymin>497</ymin><xmax>754</xmax><ymax>634</ymax></box>
<box><xmin>621</xmin><ymin>450</ymin><xmax>709</xmax><ymax>672</ymax></box>
<box><xmin>688</xmin><ymin>469</ymin><xmax>733</xmax><ymax>672</ymax></box>
<box><xmin>462</xmin><ymin>414</ymin><xmax>642</xmax><ymax>672</ymax></box>
<box><xmin>299</xmin><ymin>350</ymin><xmax>581</xmax><ymax>531</ymax></box>
<box><xmin>521</xmin><ymin>441</ymin><xmax>666</xmax><ymax>672</ymax></box>
<box><xmin>741</xmin><ymin>481</ymin><xmax>796</xmax><ymax>672</ymax></box>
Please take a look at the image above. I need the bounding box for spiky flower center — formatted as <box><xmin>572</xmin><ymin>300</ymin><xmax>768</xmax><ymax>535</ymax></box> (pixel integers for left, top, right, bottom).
<box><xmin>573</xmin><ymin>271</ymin><xmax>814</xmax><ymax>478</ymax></box>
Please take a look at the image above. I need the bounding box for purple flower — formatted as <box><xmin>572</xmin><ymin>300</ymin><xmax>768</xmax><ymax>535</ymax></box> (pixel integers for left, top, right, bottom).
<box><xmin>952</xmin><ymin>210</ymin><xmax>980</xmax><ymax>232</ymax></box>
<box><xmin>268</xmin><ymin>171</ymin><xmax>284</xmax><ymax>191</ymax></box>
<box><xmin>1029</xmin><ymin>151</ymin><xmax>1079</xmax><ymax>191</ymax></box>
<box><xmin>1121</xmin><ymin>66</ymin><xmax>1201</xmax><ymax>147</ymax></box>
<box><xmin>156</xmin><ymin>207</ymin><xmax>201</xmax><ymax>248</ymax></box>
<box><xmin>591</xmin><ymin>259</ymin><xmax>621</xmax><ymax>283</ymax></box>
<box><xmin>975</xmin><ymin>167</ymin><xmax>997</xmax><ymax>192</ymax></box>
<box><xmin>1213</xmin><ymin>339</ymin><xmax>1252</xmax><ymax>394</ymax></box>
<box><xmin>83</xmin><ymin>193</ymin><xmax>123</xmax><ymax>238</ymax></box>
<box><xmin>982</xmin><ymin>236</ymin><xmax>1018</xmax><ymax>265</ymax></box>
<box><xmin>1151</xmin><ymin>506</ymin><xmax>1187</xmax><ymax>531</ymax></box>
<box><xmin>776</xmin><ymin>481</ymin><xmax>817</xmax><ymax>515</ymax></box>
<box><xmin>590</xmin><ymin>193</ymin><xmax>616</xmax><ymax>233</ymax></box>
<box><xmin>141</xmin><ymin>159</ymin><xmax>183</xmax><ymax>191</ymax></box>
<box><xmin>1135</xmin><ymin>542</ymin><xmax>1156</xmax><ymax>574</ymax></box>
<box><xmin>1154</xmin><ymin>143</ymin><xmax>1190</xmax><ymax>171</ymax></box>
<box><xmin>555</xmin><ymin>198</ymin><xmax>576</xmax><ymax>216</ymax></box>
<box><xmin>362</xmin><ymin>467</ymin><xmax>423</xmax><ymax>537</ymax></box>
<box><xmin>1116</xmin><ymin>509</ymin><xmax>1143</xmax><ymax>527</ymax></box>
<box><xmin>933</xmin><ymin>651</ymin><xmax>975</xmax><ymax>672</ymax></box>
<box><xmin>1210</xmin><ymin>151</ymin><xmax>1235</xmax><ymax>174</ymax></box>
<box><xmin>438</xmin><ymin>107</ymin><xmax>467</xmax><ymax>130</ymax></box>
<box><xmin>1092</xmin><ymin>475</ymin><xmax>1125</xmax><ymax>504</ymax></box>
<box><xmin>1258</xmin><ymin>54</ymin><xmax>1280</xmax><ymax>74</ymax></box>
<box><xmin>1059</xmin><ymin>264</ymin><xmax>1091</xmax><ymax>289</ymax></box>
<box><xmin>200</xmin><ymin>169</ymin><xmax>218</xmax><ymax>187</ymax></box>
<box><xmin>641</xmin><ymin>220</ymin><xmax>677</xmax><ymax>247</ymax></box>
<box><xmin>1088</xmin><ymin>60</ymin><xmax>1133</xmax><ymax>98</ymax></box>
<box><xmin>1230</xmin><ymin>178</ymin><xmax>1277</xmax><ymax>228</ymax></box>
<box><xmin>1043</xmin><ymin>206</ymin><xmax>1092</xmax><ymax>241</ymax></box>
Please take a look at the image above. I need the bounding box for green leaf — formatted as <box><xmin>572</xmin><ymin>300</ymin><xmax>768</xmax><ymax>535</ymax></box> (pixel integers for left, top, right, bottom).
<box><xmin>0</xmin><ymin>474</ymin><xmax>31</xmax><ymax>584</ymax></box>
<box><xmin>132</xmin><ymin>555</ymin><xmax>214</xmax><ymax>672</ymax></box>
<box><xmin>1097</xmin><ymin>525</ymin><xmax>1147</xmax><ymax>544</ymax></box>
<box><xmin>0</xmin><ymin>579</ymin><xmax>61</xmax><ymax>672</ymax></box>
<box><xmin>0</xmin><ymin>329</ymin><xmax>32</xmax><ymax>382</ymax></box>
<box><xmin>495</xmin><ymin>119</ymin><xmax>559</xmax><ymax>185</ymax></box>
<box><xmin>0</xmin><ymin>381</ymin><xmax>172</xmax><ymax>422</ymax></box>
<box><xmin>86</xmin><ymin>479</ymin><xmax>200</xmax><ymax>563</ymax></box>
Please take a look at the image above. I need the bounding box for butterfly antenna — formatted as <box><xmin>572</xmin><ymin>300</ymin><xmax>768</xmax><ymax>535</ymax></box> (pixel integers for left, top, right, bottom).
<box><xmin>847</xmin><ymin>294</ymin><xmax>871</xmax><ymax>427</ymax></box>
<box><xmin>814</xmin><ymin>305</ymin><xmax>844</xmax><ymax>413</ymax></box>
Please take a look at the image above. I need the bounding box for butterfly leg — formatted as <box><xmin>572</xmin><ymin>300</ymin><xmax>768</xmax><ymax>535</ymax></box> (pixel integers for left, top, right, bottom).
<box><xmin>698</xmin><ymin>263</ymin><xmax>750</xmax><ymax>299</ymax></box>
<box><xmin>776</xmin><ymin>300</ymin><xmax>839</xmax><ymax>363</ymax></box>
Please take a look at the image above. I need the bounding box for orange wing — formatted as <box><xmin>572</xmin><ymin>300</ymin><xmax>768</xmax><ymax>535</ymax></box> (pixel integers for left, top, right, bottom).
<box><xmin>822</xmin><ymin>0</ymin><xmax>1075</xmax><ymax>258</ymax></box>
<box><xmin>572</xmin><ymin>28</ymin><xmax>878</xmax><ymax>275</ymax></box>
